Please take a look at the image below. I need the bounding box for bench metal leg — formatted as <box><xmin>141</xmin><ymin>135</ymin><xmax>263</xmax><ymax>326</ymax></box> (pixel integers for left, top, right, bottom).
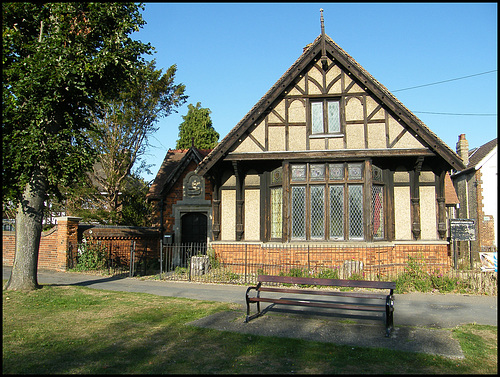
<box><xmin>385</xmin><ymin>295</ymin><xmax>394</xmax><ymax>337</ymax></box>
<box><xmin>245</xmin><ymin>300</ymin><xmax>261</xmax><ymax>323</ymax></box>
<box><xmin>245</xmin><ymin>284</ymin><xmax>261</xmax><ymax>323</ymax></box>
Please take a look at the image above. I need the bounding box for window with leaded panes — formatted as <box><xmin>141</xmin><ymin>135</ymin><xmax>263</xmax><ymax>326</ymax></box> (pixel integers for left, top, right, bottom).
<box><xmin>311</xmin><ymin>99</ymin><xmax>341</xmax><ymax>135</ymax></box>
<box><xmin>372</xmin><ymin>165</ymin><xmax>384</xmax><ymax>239</ymax></box>
<box><xmin>290</xmin><ymin>162</ymin><xmax>367</xmax><ymax>241</ymax></box>
<box><xmin>270</xmin><ymin>167</ymin><xmax>283</xmax><ymax>239</ymax></box>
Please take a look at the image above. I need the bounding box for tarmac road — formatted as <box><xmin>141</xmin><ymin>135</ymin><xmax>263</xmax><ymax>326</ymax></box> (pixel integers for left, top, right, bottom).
<box><xmin>3</xmin><ymin>265</ymin><xmax>497</xmax><ymax>359</ymax></box>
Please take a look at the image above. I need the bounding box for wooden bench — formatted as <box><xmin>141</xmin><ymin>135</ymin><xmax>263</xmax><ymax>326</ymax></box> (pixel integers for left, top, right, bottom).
<box><xmin>245</xmin><ymin>275</ymin><xmax>396</xmax><ymax>337</ymax></box>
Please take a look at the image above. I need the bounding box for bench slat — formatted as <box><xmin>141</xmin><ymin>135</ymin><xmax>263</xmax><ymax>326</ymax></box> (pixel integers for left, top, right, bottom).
<box><xmin>258</xmin><ymin>287</ymin><xmax>388</xmax><ymax>300</ymax></box>
<box><xmin>257</xmin><ymin>275</ymin><xmax>396</xmax><ymax>290</ymax></box>
<box><xmin>248</xmin><ymin>297</ymin><xmax>386</xmax><ymax>312</ymax></box>
<box><xmin>246</xmin><ymin>275</ymin><xmax>395</xmax><ymax>337</ymax></box>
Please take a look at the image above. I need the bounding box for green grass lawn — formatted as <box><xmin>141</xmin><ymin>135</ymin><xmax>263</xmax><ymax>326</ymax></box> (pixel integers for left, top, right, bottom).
<box><xmin>2</xmin><ymin>284</ymin><xmax>497</xmax><ymax>374</ymax></box>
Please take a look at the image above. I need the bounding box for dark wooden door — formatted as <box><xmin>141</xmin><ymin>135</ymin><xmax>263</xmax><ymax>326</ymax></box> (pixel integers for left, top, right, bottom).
<box><xmin>181</xmin><ymin>212</ymin><xmax>207</xmax><ymax>244</ymax></box>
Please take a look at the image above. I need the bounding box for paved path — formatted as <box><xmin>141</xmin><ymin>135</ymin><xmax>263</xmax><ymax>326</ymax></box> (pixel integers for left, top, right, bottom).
<box><xmin>3</xmin><ymin>266</ymin><xmax>497</xmax><ymax>359</ymax></box>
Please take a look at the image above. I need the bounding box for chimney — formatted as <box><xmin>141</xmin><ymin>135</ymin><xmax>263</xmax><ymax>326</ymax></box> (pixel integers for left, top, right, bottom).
<box><xmin>456</xmin><ymin>134</ymin><xmax>469</xmax><ymax>167</ymax></box>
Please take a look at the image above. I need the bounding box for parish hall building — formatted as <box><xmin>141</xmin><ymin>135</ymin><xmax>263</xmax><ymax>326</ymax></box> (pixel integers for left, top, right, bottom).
<box><xmin>148</xmin><ymin>18</ymin><xmax>465</xmax><ymax>276</ymax></box>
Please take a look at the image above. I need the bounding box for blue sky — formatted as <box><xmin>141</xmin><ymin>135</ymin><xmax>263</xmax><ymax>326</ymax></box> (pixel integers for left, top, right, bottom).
<box><xmin>133</xmin><ymin>2</ymin><xmax>497</xmax><ymax>182</ymax></box>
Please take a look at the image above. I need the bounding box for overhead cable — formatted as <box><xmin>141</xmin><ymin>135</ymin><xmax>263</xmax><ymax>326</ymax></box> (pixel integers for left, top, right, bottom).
<box><xmin>392</xmin><ymin>70</ymin><xmax>497</xmax><ymax>93</ymax></box>
<box><xmin>413</xmin><ymin>111</ymin><xmax>497</xmax><ymax>116</ymax></box>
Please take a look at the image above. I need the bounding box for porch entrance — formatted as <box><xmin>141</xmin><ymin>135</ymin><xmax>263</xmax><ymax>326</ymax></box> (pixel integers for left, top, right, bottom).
<box><xmin>181</xmin><ymin>212</ymin><xmax>207</xmax><ymax>244</ymax></box>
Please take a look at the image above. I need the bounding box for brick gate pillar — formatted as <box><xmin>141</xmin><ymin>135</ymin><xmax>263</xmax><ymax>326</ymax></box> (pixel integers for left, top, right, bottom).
<box><xmin>55</xmin><ymin>216</ymin><xmax>81</xmax><ymax>271</ymax></box>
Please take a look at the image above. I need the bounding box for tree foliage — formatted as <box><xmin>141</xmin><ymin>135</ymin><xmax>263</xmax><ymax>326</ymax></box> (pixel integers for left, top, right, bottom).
<box><xmin>65</xmin><ymin>173</ymin><xmax>153</xmax><ymax>227</ymax></box>
<box><xmin>176</xmin><ymin>102</ymin><xmax>219</xmax><ymax>149</ymax></box>
<box><xmin>2</xmin><ymin>3</ymin><xmax>153</xmax><ymax>290</ymax></box>
<box><xmin>3</xmin><ymin>3</ymin><xmax>151</xmax><ymax>201</ymax></box>
<box><xmin>85</xmin><ymin>60</ymin><xmax>187</xmax><ymax>219</ymax></box>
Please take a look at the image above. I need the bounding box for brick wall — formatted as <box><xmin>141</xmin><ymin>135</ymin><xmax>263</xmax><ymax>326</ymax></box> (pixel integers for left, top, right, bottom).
<box><xmin>3</xmin><ymin>223</ymin><xmax>61</xmax><ymax>270</ymax></box>
<box><xmin>211</xmin><ymin>242</ymin><xmax>452</xmax><ymax>278</ymax></box>
<box><xmin>150</xmin><ymin>160</ymin><xmax>213</xmax><ymax>239</ymax></box>
<box><xmin>80</xmin><ymin>226</ymin><xmax>160</xmax><ymax>269</ymax></box>
<box><xmin>3</xmin><ymin>217</ymin><xmax>161</xmax><ymax>271</ymax></box>
<box><xmin>2</xmin><ymin>231</ymin><xmax>16</xmax><ymax>266</ymax></box>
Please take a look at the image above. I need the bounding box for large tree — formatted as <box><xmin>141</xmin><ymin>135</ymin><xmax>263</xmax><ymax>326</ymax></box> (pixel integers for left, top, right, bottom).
<box><xmin>84</xmin><ymin>60</ymin><xmax>187</xmax><ymax>221</ymax></box>
<box><xmin>176</xmin><ymin>102</ymin><xmax>219</xmax><ymax>149</ymax></box>
<box><xmin>2</xmin><ymin>3</ymin><xmax>152</xmax><ymax>290</ymax></box>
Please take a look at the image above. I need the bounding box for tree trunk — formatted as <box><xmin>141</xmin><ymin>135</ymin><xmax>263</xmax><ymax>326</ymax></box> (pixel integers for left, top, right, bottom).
<box><xmin>4</xmin><ymin>168</ymin><xmax>48</xmax><ymax>291</ymax></box>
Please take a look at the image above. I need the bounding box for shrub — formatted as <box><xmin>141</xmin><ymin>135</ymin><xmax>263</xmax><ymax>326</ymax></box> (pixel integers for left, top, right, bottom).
<box><xmin>74</xmin><ymin>240</ymin><xmax>107</xmax><ymax>271</ymax></box>
<box><xmin>315</xmin><ymin>268</ymin><xmax>340</xmax><ymax>280</ymax></box>
<box><xmin>395</xmin><ymin>255</ymin><xmax>472</xmax><ymax>293</ymax></box>
<box><xmin>348</xmin><ymin>272</ymin><xmax>365</xmax><ymax>281</ymax></box>
<box><xmin>207</xmin><ymin>248</ymin><xmax>220</xmax><ymax>269</ymax></box>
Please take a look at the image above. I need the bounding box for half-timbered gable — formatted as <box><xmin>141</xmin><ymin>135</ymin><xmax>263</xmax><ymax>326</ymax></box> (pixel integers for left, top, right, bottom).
<box><xmin>197</xmin><ymin>27</ymin><xmax>464</xmax><ymax>248</ymax></box>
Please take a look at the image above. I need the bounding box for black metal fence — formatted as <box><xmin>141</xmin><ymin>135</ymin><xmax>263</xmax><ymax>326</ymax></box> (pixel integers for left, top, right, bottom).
<box><xmin>153</xmin><ymin>242</ymin><xmax>496</xmax><ymax>294</ymax></box>
<box><xmin>71</xmin><ymin>238</ymin><xmax>497</xmax><ymax>294</ymax></box>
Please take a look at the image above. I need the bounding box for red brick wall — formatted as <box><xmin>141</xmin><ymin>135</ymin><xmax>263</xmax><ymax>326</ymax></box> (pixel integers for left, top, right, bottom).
<box><xmin>82</xmin><ymin>234</ymin><xmax>160</xmax><ymax>268</ymax></box>
<box><xmin>2</xmin><ymin>231</ymin><xmax>16</xmax><ymax>266</ymax></box>
<box><xmin>151</xmin><ymin>160</ymin><xmax>213</xmax><ymax>238</ymax></box>
<box><xmin>3</xmin><ymin>225</ymin><xmax>61</xmax><ymax>270</ymax></box>
<box><xmin>3</xmin><ymin>218</ymin><xmax>160</xmax><ymax>271</ymax></box>
<box><xmin>211</xmin><ymin>242</ymin><xmax>452</xmax><ymax>278</ymax></box>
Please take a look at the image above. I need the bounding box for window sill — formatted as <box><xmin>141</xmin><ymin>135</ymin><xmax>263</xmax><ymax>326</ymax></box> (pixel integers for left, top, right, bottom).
<box><xmin>309</xmin><ymin>133</ymin><xmax>344</xmax><ymax>139</ymax></box>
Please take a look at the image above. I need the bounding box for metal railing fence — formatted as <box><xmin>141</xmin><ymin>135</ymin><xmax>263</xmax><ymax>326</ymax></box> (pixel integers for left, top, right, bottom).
<box><xmin>158</xmin><ymin>242</ymin><xmax>495</xmax><ymax>289</ymax></box>
<box><xmin>72</xmin><ymin>239</ymin><xmax>496</xmax><ymax>294</ymax></box>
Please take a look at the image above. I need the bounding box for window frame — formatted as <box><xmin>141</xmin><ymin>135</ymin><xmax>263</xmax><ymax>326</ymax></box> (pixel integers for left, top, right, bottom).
<box><xmin>310</xmin><ymin>98</ymin><xmax>342</xmax><ymax>135</ymax></box>
<box><xmin>269</xmin><ymin>167</ymin><xmax>283</xmax><ymax>241</ymax></box>
<box><xmin>288</xmin><ymin>162</ymin><xmax>370</xmax><ymax>241</ymax></box>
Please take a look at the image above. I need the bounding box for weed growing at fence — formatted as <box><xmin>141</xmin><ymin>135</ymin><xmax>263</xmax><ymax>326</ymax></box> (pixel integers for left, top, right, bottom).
<box><xmin>316</xmin><ymin>268</ymin><xmax>340</xmax><ymax>280</ymax></box>
<box><xmin>72</xmin><ymin>240</ymin><xmax>107</xmax><ymax>272</ymax></box>
<box><xmin>207</xmin><ymin>248</ymin><xmax>220</xmax><ymax>269</ymax></box>
<box><xmin>395</xmin><ymin>255</ymin><xmax>469</xmax><ymax>294</ymax></box>
<box><xmin>277</xmin><ymin>268</ymin><xmax>341</xmax><ymax>288</ymax></box>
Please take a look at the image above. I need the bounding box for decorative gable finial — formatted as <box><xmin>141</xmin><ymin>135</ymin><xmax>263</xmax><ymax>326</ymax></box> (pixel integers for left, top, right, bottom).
<box><xmin>320</xmin><ymin>8</ymin><xmax>325</xmax><ymax>35</ymax></box>
<box><xmin>320</xmin><ymin>9</ymin><xmax>328</xmax><ymax>69</ymax></box>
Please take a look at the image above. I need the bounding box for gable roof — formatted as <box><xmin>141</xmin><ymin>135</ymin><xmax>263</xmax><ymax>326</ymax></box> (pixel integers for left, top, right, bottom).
<box><xmin>196</xmin><ymin>33</ymin><xmax>465</xmax><ymax>176</ymax></box>
<box><xmin>444</xmin><ymin>172</ymin><xmax>460</xmax><ymax>205</ymax></box>
<box><xmin>451</xmin><ymin>138</ymin><xmax>497</xmax><ymax>178</ymax></box>
<box><xmin>146</xmin><ymin>147</ymin><xmax>211</xmax><ymax>201</ymax></box>
<box><xmin>467</xmin><ymin>138</ymin><xmax>497</xmax><ymax>169</ymax></box>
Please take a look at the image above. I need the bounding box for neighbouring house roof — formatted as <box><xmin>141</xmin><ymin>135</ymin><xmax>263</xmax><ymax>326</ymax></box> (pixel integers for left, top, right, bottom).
<box><xmin>146</xmin><ymin>147</ymin><xmax>211</xmax><ymax>201</ymax></box>
<box><xmin>468</xmin><ymin>138</ymin><xmax>497</xmax><ymax>169</ymax></box>
<box><xmin>196</xmin><ymin>32</ymin><xmax>465</xmax><ymax>176</ymax></box>
<box><xmin>444</xmin><ymin>172</ymin><xmax>460</xmax><ymax>205</ymax></box>
<box><xmin>452</xmin><ymin>138</ymin><xmax>497</xmax><ymax>177</ymax></box>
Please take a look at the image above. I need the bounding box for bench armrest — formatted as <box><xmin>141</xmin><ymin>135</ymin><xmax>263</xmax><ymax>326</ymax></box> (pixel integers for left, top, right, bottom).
<box><xmin>245</xmin><ymin>282</ymin><xmax>261</xmax><ymax>299</ymax></box>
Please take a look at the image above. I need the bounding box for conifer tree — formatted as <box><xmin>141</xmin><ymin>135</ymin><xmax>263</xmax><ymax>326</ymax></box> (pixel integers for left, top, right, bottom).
<box><xmin>176</xmin><ymin>102</ymin><xmax>219</xmax><ymax>149</ymax></box>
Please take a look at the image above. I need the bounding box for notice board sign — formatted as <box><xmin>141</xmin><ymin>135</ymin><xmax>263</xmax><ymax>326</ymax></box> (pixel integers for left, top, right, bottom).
<box><xmin>450</xmin><ymin>219</ymin><xmax>476</xmax><ymax>241</ymax></box>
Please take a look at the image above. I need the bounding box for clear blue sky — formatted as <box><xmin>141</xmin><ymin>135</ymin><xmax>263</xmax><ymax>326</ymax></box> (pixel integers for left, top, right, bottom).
<box><xmin>133</xmin><ymin>2</ymin><xmax>497</xmax><ymax>182</ymax></box>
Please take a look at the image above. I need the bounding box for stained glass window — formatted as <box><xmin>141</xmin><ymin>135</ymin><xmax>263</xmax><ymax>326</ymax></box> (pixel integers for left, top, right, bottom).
<box><xmin>271</xmin><ymin>167</ymin><xmax>282</xmax><ymax>185</ymax></box>
<box><xmin>271</xmin><ymin>187</ymin><xmax>283</xmax><ymax>239</ymax></box>
<box><xmin>372</xmin><ymin>165</ymin><xmax>383</xmax><ymax>183</ymax></box>
<box><xmin>285</xmin><ymin>162</ymin><xmax>380</xmax><ymax>241</ymax></box>
<box><xmin>310</xmin><ymin>164</ymin><xmax>325</xmax><ymax>181</ymax></box>
<box><xmin>348</xmin><ymin>163</ymin><xmax>363</xmax><ymax>180</ymax></box>
<box><xmin>329</xmin><ymin>163</ymin><xmax>344</xmax><ymax>180</ymax></box>
<box><xmin>291</xmin><ymin>164</ymin><xmax>307</xmax><ymax>181</ymax></box>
